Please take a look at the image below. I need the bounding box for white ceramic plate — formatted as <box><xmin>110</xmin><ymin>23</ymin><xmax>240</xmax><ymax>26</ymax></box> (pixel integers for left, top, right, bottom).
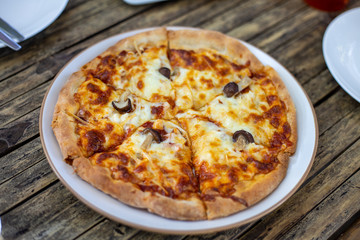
<box><xmin>40</xmin><ymin>27</ymin><xmax>318</xmax><ymax>234</ymax></box>
<box><xmin>323</xmin><ymin>7</ymin><xmax>360</xmax><ymax>103</ymax></box>
<box><xmin>0</xmin><ymin>0</ymin><xmax>68</xmax><ymax>48</ymax></box>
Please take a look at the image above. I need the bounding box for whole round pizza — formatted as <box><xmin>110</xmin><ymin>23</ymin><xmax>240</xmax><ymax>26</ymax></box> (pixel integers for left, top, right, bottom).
<box><xmin>52</xmin><ymin>27</ymin><xmax>297</xmax><ymax>220</ymax></box>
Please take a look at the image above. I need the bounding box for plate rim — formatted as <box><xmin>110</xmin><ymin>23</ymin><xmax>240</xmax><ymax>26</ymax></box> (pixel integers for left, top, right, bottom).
<box><xmin>40</xmin><ymin>26</ymin><xmax>318</xmax><ymax>234</ymax></box>
<box><xmin>323</xmin><ymin>7</ymin><xmax>360</xmax><ymax>103</ymax></box>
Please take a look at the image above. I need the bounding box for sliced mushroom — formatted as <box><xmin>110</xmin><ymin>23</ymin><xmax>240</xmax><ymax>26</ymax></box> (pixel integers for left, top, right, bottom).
<box><xmin>141</xmin><ymin>128</ymin><xmax>162</xmax><ymax>149</ymax></box>
<box><xmin>223</xmin><ymin>82</ymin><xmax>239</xmax><ymax>97</ymax></box>
<box><xmin>112</xmin><ymin>98</ymin><xmax>132</xmax><ymax>113</ymax></box>
<box><xmin>159</xmin><ymin>67</ymin><xmax>171</xmax><ymax>79</ymax></box>
<box><xmin>238</xmin><ymin>76</ymin><xmax>252</xmax><ymax>91</ymax></box>
<box><xmin>233</xmin><ymin>130</ymin><xmax>255</xmax><ymax>150</ymax></box>
<box><xmin>143</xmin><ymin>128</ymin><xmax>162</xmax><ymax>143</ymax></box>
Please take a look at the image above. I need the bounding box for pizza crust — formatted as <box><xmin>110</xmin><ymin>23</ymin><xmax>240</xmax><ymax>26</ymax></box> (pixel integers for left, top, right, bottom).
<box><xmin>168</xmin><ymin>29</ymin><xmax>264</xmax><ymax>72</ymax></box>
<box><xmin>205</xmin><ymin>160</ymin><xmax>288</xmax><ymax>219</ymax></box>
<box><xmin>265</xmin><ymin>66</ymin><xmax>297</xmax><ymax>154</ymax></box>
<box><xmin>73</xmin><ymin>157</ymin><xmax>206</xmax><ymax>220</ymax></box>
<box><xmin>52</xmin><ymin>71</ymin><xmax>86</xmax><ymax>160</ymax></box>
<box><xmin>108</xmin><ymin>27</ymin><xmax>168</xmax><ymax>54</ymax></box>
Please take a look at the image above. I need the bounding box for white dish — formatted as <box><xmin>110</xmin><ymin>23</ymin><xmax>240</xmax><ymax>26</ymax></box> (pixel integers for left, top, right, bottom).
<box><xmin>323</xmin><ymin>7</ymin><xmax>360</xmax><ymax>103</ymax></box>
<box><xmin>40</xmin><ymin>27</ymin><xmax>318</xmax><ymax>234</ymax></box>
<box><xmin>0</xmin><ymin>0</ymin><xmax>68</xmax><ymax>48</ymax></box>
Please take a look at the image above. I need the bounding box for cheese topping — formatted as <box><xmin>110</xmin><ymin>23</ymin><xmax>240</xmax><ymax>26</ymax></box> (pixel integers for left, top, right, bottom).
<box><xmin>90</xmin><ymin>120</ymin><xmax>198</xmax><ymax>199</ymax></box>
<box><xmin>70</xmin><ymin>32</ymin><xmax>294</xmax><ymax>203</ymax></box>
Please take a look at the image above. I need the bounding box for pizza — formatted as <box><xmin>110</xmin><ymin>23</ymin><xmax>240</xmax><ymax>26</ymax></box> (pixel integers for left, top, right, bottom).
<box><xmin>52</xmin><ymin>27</ymin><xmax>297</xmax><ymax>220</ymax></box>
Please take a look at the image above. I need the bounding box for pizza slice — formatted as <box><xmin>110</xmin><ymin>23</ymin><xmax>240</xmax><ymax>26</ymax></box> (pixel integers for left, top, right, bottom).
<box><xmin>52</xmin><ymin>73</ymin><xmax>174</xmax><ymax>161</ymax></box>
<box><xmin>72</xmin><ymin>119</ymin><xmax>206</xmax><ymax>220</ymax></box>
<box><xmin>168</xmin><ymin>29</ymin><xmax>263</xmax><ymax>111</ymax></box>
<box><xmin>81</xmin><ymin>27</ymin><xmax>175</xmax><ymax>106</ymax></box>
<box><xmin>200</xmin><ymin>66</ymin><xmax>296</xmax><ymax>152</ymax></box>
<box><xmin>177</xmin><ymin>110</ymin><xmax>289</xmax><ymax>219</ymax></box>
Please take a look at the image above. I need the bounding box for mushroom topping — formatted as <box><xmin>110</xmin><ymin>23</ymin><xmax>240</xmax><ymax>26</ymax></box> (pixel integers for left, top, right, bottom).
<box><xmin>159</xmin><ymin>67</ymin><xmax>171</xmax><ymax>79</ymax></box>
<box><xmin>232</xmin><ymin>130</ymin><xmax>255</xmax><ymax>150</ymax></box>
<box><xmin>238</xmin><ymin>76</ymin><xmax>252</xmax><ymax>91</ymax></box>
<box><xmin>141</xmin><ymin>128</ymin><xmax>162</xmax><ymax>149</ymax></box>
<box><xmin>223</xmin><ymin>82</ymin><xmax>239</xmax><ymax>97</ymax></box>
<box><xmin>112</xmin><ymin>98</ymin><xmax>132</xmax><ymax>113</ymax></box>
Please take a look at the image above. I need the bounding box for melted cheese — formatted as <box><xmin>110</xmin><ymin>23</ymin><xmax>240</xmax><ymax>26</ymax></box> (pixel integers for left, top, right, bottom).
<box><xmin>200</xmin><ymin>83</ymin><xmax>276</xmax><ymax>146</ymax></box>
<box><xmin>177</xmin><ymin>111</ymin><xmax>272</xmax><ymax>192</ymax></box>
<box><xmin>91</xmin><ymin>120</ymin><xmax>195</xmax><ymax>197</ymax></box>
<box><xmin>170</xmin><ymin>49</ymin><xmax>253</xmax><ymax>111</ymax></box>
<box><xmin>120</xmin><ymin>47</ymin><xmax>175</xmax><ymax>103</ymax></box>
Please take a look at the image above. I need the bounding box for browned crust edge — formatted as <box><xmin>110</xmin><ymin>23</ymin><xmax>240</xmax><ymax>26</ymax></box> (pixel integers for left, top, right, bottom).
<box><xmin>205</xmin><ymin>158</ymin><xmax>288</xmax><ymax>219</ymax></box>
<box><xmin>266</xmin><ymin>66</ymin><xmax>297</xmax><ymax>154</ymax></box>
<box><xmin>73</xmin><ymin>157</ymin><xmax>207</xmax><ymax>220</ymax></box>
<box><xmin>168</xmin><ymin>29</ymin><xmax>264</xmax><ymax>72</ymax></box>
<box><xmin>82</xmin><ymin>27</ymin><xmax>168</xmax><ymax>74</ymax></box>
<box><xmin>52</xmin><ymin>71</ymin><xmax>85</xmax><ymax>160</ymax></box>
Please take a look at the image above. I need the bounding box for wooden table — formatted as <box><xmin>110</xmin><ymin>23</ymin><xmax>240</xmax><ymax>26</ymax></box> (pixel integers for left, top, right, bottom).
<box><xmin>1</xmin><ymin>0</ymin><xmax>360</xmax><ymax>239</ymax></box>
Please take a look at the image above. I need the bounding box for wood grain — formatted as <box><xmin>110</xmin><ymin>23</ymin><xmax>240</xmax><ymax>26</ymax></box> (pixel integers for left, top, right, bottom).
<box><xmin>0</xmin><ymin>0</ymin><xmax>359</xmax><ymax>239</ymax></box>
<box><xmin>338</xmin><ymin>216</ymin><xmax>360</xmax><ymax>240</ymax></box>
<box><xmin>281</xmin><ymin>169</ymin><xmax>360</xmax><ymax>240</ymax></box>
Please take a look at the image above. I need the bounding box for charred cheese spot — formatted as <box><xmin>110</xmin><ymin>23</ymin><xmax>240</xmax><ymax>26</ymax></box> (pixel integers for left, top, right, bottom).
<box><xmin>267</xmin><ymin>95</ymin><xmax>278</xmax><ymax>105</ymax></box>
<box><xmin>200</xmin><ymin>78</ymin><xmax>214</xmax><ymax>89</ymax></box>
<box><xmin>246</xmin><ymin>157</ymin><xmax>276</xmax><ymax>174</ymax></box>
<box><xmin>199</xmin><ymin>93</ymin><xmax>206</xmax><ymax>100</ymax></box>
<box><xmin>134</xmin><ymin>163</ymin><xmax>147</xmax><ymax>173</ymax></box>
<box><xmin>137</xmin><ymin>80</ymin><xmax>144</xmax><ymax>90</ymax></box>
<box><xmin>150</xmin><ymin>105</ymin><xmax>164</xmax><ymax>118</ymax></box>
<box><xmin>84</xmin><ymin>130</ymin><xmax>105</xmax><ymax>155</ymax></box>
<box><xmin>85</xmin><ymin>82</ymin><xmax>113</xmax><ymax>105</ymax></box>
<box><xmin>96</xmin><ymin>152</ymin><xmax>128</xmax><ymax>165</ymax></box>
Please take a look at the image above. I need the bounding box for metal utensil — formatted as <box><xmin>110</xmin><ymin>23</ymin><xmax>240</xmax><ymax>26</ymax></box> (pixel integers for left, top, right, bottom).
<box><xmin>0</xmin><ymin>29</ymin><xmax>21</xmax><ymax>50</ymax></box>
<box><xmin>0</xmin><ymin>17</ymin><xmax>24</xmax><ymax>51</ymax></box>
<box><xmin>0</xmin><ymin>17</ymin><xmax>24</xmax><ymax>41</ymax></box>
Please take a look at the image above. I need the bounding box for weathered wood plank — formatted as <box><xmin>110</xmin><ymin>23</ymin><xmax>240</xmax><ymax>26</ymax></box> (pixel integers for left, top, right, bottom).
<box><xmin>0</xmin><ymin>137</ymin><xmax>44</xmax><ymax>184</ymax></box>
<box><xmin>0</xmin><ymin>108</ymin><xmax>40</xmax><ymax>156</ymax></box>
<box><xmin>227</xmin><ymin>0</ymin><xmax>308</xmax><ymax>42</ymax></box>
<box><xmin>0</xmin><ymin>159</ymin><xmax>57</xmax><ymax>215</ymax></box>
<box><xmin>76</xmin><ymin>219</ymin><xmax>139</xmax><ymax>240</ymax></box>
<box><xmin>337</xmin><ymin>215</ymin><xmax>360</xmax><ymax>240</ymax></box>
<box><xmin>167</xmin><ymin>0</ymin><xmax>250</xmax><ymax>27</ymax></box>
<box><xmin>268</xmin><ymin>24</ymin><xmax>327</xmax><ymax>84</ymax></box>
<box><xmin>183</xmin><ymin>224</ymin><xmax>252</xmax><ymax>240</ymax></box>
<box><xmin>130</xmin><ymin>231</ymin><xmax>184</xmax><ymax>240</ymax></box>
<box><xmin>302</xmin><ymin>69</ymin><xmax>338</xmax><ymax>105</ymax></box>
<box><xmin>17</xmin><ymin>201</ymin><xmax>103</xmax><ymax>240</ymax></box>
<box><xmin>310</xmin><ymin>106</ymin><xmax>360</xmax><ymax>177</ymax></box>
<box><xmin>280</xmin><ymin>169</ymin><xmax>360</xmax><ymax>240</ymax></box>
<box><xmin>237</xmin><ymin>137</ymin><xmax>360</xmax><ymax>240</ymax></box>
<box><xmin>1</xmin><ymin>181</ymin><xmax>78</xmax><ymax>239</ymax></box>
<box><xmin>250</xmin><ymin>0</ymin><xmax>360</xmax><ymax>54</ymax></box>
<box><xmin>0</xmin><ymin>81</ymin><xmax>50</xmax><ymax>127</ymax></box>
<box><xmin>0</xmin><ymin>49</ymin><xmax>78</xmax><ymax>107</ymax></box>
<box><xmin>315</xmin><ymin>89</ymin><xmax>359</xmax><ymax>134</ymax></box>
<box><xmin>200</xmin><ymin>0</ymin><xmax>285</xmax><ymax>33</ymax></box>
